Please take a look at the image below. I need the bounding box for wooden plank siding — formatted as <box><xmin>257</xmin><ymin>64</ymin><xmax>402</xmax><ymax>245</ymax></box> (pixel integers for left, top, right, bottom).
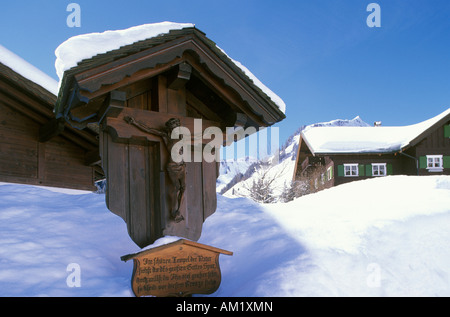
<box><xmin>331</xmin><ymin>154</ymin><xmax>401</xmax><ymax>187</ymax></box>
<box><xmin>0</xmin><ymin>101</ymin><xmax>96</xmax><ymax>190</ymax></box>
<box><xmin>0</xmin><ymin>62</ymin><xmax>99</xmax><ymax>191</ymax></box>
<box><xmin>100</xmin><ymin>132</ymin><xmax>163</xmax><ymax>247</ymax></box>
<box><xmin>415</xmin><ymin>121</ymin><xmax>450</xmax><ymax>175</ymax></box>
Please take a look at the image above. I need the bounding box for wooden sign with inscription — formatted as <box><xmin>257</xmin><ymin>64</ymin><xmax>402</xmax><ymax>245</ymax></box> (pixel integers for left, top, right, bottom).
<box><xmin>121</xmin><ymin>239</ymin><xmax>232</xmax><ymax>297</ymax></box>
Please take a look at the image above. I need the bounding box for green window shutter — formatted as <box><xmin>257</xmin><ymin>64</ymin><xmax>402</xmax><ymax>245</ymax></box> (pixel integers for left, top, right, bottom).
<box><xmin>444</xmin><ymin>125</ymin><xmax>450</xmax><ymax>138</ymax></box>
<box><xmin>387</xmin><ymin>163</ymin><xmax>393</xmax><ymax>175</ymax></box>
<box><xmin>365</xmin><ymin>164</ymin><xmax>372</xmax><ymax>176</ymax></box>
<box><xmin>419</xmin><ymin>156</ymin><xmax>427</xmax><ymax>169</ymax></box>
<box><xmin>337</xmin><ymin>165</ymin><xmax>344</xmax><ymax>177</ymax></box>
<box><xmin>359</xmin><ymin>164</ymin><xmax>365</xmax><ymax>176</ymax></box>
<box><xmin>444</xmin><ymin>156</ymin><xmax>450</xmax><ymax>168</ymax></box>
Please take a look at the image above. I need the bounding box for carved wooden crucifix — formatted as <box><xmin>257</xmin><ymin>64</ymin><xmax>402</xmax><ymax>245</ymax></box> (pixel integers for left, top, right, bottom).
<box><xmin>124</xmin><ymin>116</ymin><xmax>185</xmax><ymax>223</ymax></box>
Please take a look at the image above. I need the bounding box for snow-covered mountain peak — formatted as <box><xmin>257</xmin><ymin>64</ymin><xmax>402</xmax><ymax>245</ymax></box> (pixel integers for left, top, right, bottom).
<box><xmin>302</xmin><ymin>115</ymin><xmax>370</xmax><ymax>132</ymax></box>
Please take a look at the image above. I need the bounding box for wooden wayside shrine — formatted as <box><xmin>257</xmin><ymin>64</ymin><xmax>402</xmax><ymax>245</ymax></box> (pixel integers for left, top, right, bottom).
<box><xmin>55</xmin><ymin>25</ymin><xmax>285</xmax><ymax>248</ymax></box>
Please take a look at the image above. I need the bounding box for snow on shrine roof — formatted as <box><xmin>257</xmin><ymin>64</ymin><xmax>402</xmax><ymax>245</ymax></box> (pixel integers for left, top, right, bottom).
<box><xmin>54</xmin><ymin>22</ymin><xmax>286</xmax><ymax>113</ymax></box>
<box><xmin>302</xmin><ymin>108</ymin><xmax>450</xmax><ymax>155</ymax></box>
<box><xmin>218</xmin><ymin>48</ymin><xmax>286</xmax><ymax>114</ymax></box>
<box><xmin>0</xmin><ymin>44</ymin><xmax>59</xmax><ymax>95</ymax></box>
<box><xmin>54</xmin><ymin>22</ymin><xmax>194</xmax><ymax>80</ymax></box>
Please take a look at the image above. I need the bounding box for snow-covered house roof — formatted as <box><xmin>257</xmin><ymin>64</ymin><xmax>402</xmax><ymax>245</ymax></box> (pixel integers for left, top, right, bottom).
<box><xmin>54</xmin><ymin>22</ymin><xmax>286</xmax><ymax>121</ymax></box>
<box><xmin>301</xmin><ymin>108</ymin><xmax>450</xmax><ymax>155</ymax></box>
<box><xmin>0</xmin><ymin>45</ymin><xmax>58</xmax><ymax>96</ymax></box>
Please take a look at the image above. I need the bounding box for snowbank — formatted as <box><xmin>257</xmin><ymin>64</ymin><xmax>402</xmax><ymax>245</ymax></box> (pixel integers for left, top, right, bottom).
<box><xmin>216</xmin><ymin>157</ymin><xmax>257</xmax><ymax>193</ymax></box>
<box><xmin>0</xmin><ymin>176</ymin><xmax>449</xmax><ymax>296</ymax></box>
<box><xmin>0</xmin><ymin>45</ymin><xmax>59</xmax><ymax>95</ymax></box>
<box><xmin>210</xmin><ymin>175</ymin><xmax>450</xmax><ymax>296</ymax></box>
<box><xmin>223</xmin><ymin>157</ymin><xmax>296</xmax><ymax>199</ymax></box>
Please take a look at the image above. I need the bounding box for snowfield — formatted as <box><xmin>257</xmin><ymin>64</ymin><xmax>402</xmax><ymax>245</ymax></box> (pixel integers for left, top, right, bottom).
<box><xmin>0</xmin><ymin>175</ymin><xmax>449</xmax><ymax>297</ymax></box>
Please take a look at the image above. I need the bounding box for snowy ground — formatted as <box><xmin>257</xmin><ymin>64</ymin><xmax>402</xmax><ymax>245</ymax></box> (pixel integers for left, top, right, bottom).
<box><xmin>0</xmin><ymin>175</ymin><xmax>449</xmax><ymax>297</ymax></box>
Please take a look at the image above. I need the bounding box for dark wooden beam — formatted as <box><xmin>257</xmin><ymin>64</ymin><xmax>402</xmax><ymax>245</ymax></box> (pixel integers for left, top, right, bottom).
<box><xmin>0</xmin><ymin>91</ymin><xmax>47</xmax><ymax>125</ymax></box>
<box><xmin>85</xmin><ymin>149</ymin><xmax>101</xmax><ymax>166</ymax></box>
<box><xmin>186</xmin><ymin>91</ymin><xmax>222</xmax><ymax>123</ymax></box>
<box><xmin>77</xmin><ymin>58</ymin><xmax>184</xmax><ymax>101</ymax></box>
<box><xmin>235</xmin><ymin>113</ymin><xmax>247</xmax><ymax>127</ymax></box>
<box><xmin>168</xmin><ymin>62</ymin><xmax>192</xmax><ymax>90</ymax></box>
<box><xmin>0</xmin><ymin>80</ymin><xmax>54</xmax><ymax>119</ymax></box>
<box><xmin>104</xmin><ymin>108</ymin><xmax>224</xmax><ymax>145</ymax></box>
<box><xmin>98</xmin><ymin>90</ymin><xmax>126</xmax><ymax>124</ymax></box>
<box><xmin>39</xmin><ymin>118</ymin><xmax>65</xmax><ymax>142</ymax></box>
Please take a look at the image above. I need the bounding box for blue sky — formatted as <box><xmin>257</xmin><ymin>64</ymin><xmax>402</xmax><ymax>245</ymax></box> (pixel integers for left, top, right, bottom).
<box><xmin>1</xmin><ymin>0</ymin><xmax>450</xmax><ymax>145</ymax></box>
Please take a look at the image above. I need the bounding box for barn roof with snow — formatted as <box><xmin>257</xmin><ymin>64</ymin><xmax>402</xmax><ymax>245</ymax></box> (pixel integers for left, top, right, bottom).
<box><xmin>301</xmin><ymin>108</ymin><xmax>450</xmax><ymax>156</ymax></box>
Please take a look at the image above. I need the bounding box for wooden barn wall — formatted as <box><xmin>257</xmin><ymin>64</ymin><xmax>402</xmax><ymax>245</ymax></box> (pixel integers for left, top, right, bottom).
<box><xmin>414</xmin><ymin>121</ymin><xmax>450</xmax><ymax>175</ymax></box>
<box><xmin>332</xmin><ymin>154</ymin><xmax>401</xmax><ymax>186</ymax></box>
<box><xmin>0</xmin><ymin>101</ymin><xmax>95</xmax><ymax>191</ymax></box>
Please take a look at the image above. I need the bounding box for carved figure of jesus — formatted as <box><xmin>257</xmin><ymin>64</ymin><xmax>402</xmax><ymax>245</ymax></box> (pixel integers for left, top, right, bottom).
<box><xmin>124</xmin><ymin>116</ymin><xmax>185</xmax><ymax>223</ymax></box>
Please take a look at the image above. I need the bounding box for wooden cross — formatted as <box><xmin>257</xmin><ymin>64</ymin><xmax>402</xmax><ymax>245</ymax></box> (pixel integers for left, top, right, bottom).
<box><xmin>100</xmin><ymin>90</ymin><xmax>223</xmax><ymax>248</ymax></box>
<box><xmin>124</xmin><ymin>115</ymin><xmax>186</xmax><ymax>223</ymax></box>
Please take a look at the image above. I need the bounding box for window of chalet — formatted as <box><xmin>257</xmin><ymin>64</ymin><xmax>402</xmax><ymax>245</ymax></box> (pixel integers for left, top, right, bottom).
<box><xmin>338</xmin><ymin>163</ymin><xmax>392</xmax><ymax>177</ymax></box>
<box><xmin>344</xmin><ymin>164</ymin><xmax>358</xmax><ymax>177</ymax></box>
<box><xmin>372</xmin><ymin>163</ymin><xmax>387</xmax><ymax>176</ymax></box>
<box><xmin>426</xmin><ymin>155</ymin><xmax>443</xmax><ymax>172</ymax></box>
